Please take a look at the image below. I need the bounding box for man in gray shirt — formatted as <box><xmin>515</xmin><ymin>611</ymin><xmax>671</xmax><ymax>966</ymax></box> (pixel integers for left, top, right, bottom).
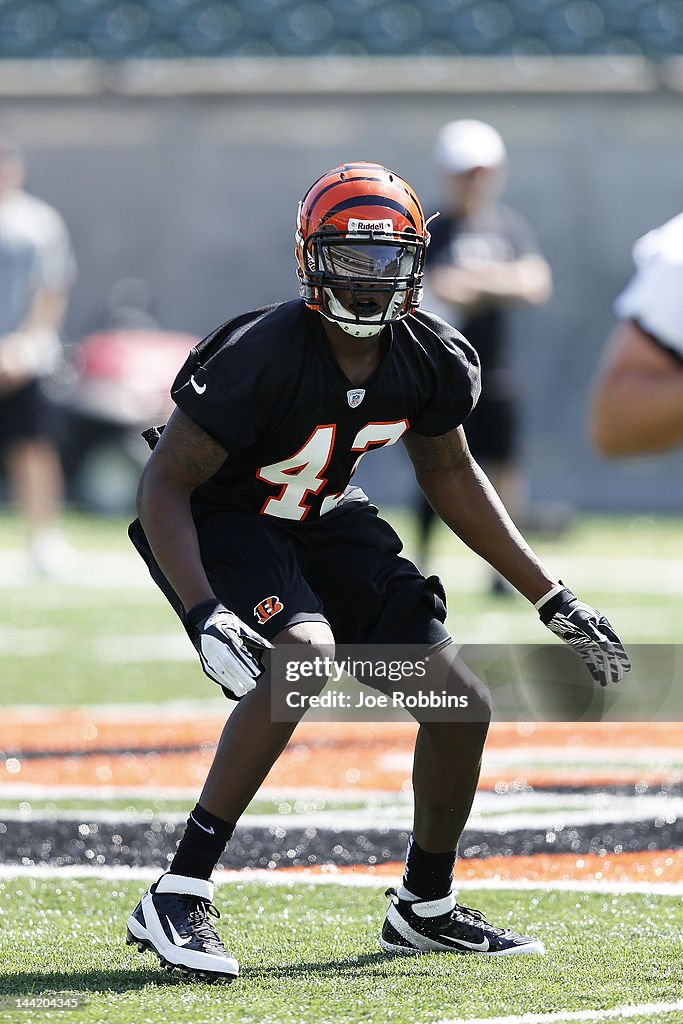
<box><xmin>0</xmin><ymin>136</ymin><xmax>76</xmax><ymax>574</ymax></box>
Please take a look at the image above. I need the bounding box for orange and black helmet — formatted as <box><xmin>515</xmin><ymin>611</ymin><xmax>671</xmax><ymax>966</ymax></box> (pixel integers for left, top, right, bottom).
<box><xmin>295</xmin><ymin>162</ymin><xmax>433</xmax><ymax>337</ymax></box>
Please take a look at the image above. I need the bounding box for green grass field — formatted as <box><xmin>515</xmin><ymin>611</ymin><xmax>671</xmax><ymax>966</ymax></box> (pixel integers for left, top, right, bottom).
<box><xmin>0</xmin><ymin>879</ymin><xmax>681</xmax><ymax>1024</ymax></box>
<box><xmin>1</xmin><ymin>509</ymin><xmax>682</xmax><ymax>1024</ymax></box>
<box><xmin>1</xmin><ymin>508</ymin><xmax>682</xmax><ymax>706</ymax></box>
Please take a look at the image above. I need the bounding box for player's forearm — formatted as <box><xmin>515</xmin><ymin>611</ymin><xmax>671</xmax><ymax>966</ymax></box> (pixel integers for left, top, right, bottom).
<box><xmin>428</xmin><ymin>258</ymin><xmax>551</xmax><ymax>309</ymax></box>
<box><xmin>470</xmin><ymin>258</ymin><xmax>552</xmax><ymax>305</ymax></box>
<box><xmin>137</xmin><ymin>469</ymin><xmax>216</xmax><ymax>612</ymax></box>
<box><xmin>22</xmin><ymin>289</ymin><xmax>68</xmax><ymax>332</ymax></box>
<box><xmin>0</xmin><ymin>290</ymin><xmax>67</xmax><ymax>382</ymax></box>
<box><xmin>590</xmin><ymin>372</ymin><xmax>683</xmax><ymax>455</ymax></box>
<box><xmin>418</xmin><ymin>457</ymin><xmax>557</xmax><ymax>604</ymax></box>
<box><xmin>428</xmin><ymin>266</ymin><xmax>483</xmax><ymax>308</ymax></box>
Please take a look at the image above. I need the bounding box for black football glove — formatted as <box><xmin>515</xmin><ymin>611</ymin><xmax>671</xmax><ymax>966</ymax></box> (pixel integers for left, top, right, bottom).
<box><xmin>186</xmin><ymin>600</ymin><xmax>273</xmax><ymax>699</ymax></box>
<box><xmin>536</xmin><ymin>584</ymin><xmax>631</xmax><ymax>687</ymax></box>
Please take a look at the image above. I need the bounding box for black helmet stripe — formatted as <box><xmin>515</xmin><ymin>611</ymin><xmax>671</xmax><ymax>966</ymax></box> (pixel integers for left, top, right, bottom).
<box><xmin>305</xmin><ymin>175</ymin><xmax>383</xmax><ymax>231</ymax></box>
<box><xmin>319</xmin><ymin>195</ymin><xmax>419</xmax><ymax>230</ymax></box>
<box><xmin>305</xmin><ymin>175</ymin><xmax>418</xmax><ymax>233</ymax></box>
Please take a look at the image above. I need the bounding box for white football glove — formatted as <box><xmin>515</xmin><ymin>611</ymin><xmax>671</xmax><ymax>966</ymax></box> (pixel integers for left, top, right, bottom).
<box><xmin>536</xmin><ymin>584</ymin><xmax>631</xmax><ymax>687</ymax></box>
<box><xmin>186</xmin><ymin>600</ymin><xmax>273</xmax><ymax>699</ymax></box>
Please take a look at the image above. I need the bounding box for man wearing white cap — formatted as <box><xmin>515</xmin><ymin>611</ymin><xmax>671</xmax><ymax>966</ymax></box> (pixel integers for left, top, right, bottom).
<box><xmin>418</xmin><ymin>120</ymin><xmax>552</xmax><ymax>590</ymax></box>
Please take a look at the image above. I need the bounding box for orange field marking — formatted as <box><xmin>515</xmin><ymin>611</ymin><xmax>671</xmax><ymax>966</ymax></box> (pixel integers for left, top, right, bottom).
<box><xmin>1</xmin><ymin>715</ymin><xmax>681</xmax><ymax>791</ymax></box>
<box><xmin>454</xmin><ymin>849</ymin><xmax>683</xmax><ymax>884</ymax></box>
<box><xmin>2</xmin><ymin>714</ymin><xmax>682</xmax><ymax>753</ymax></box>
<box><xmin>0</xmin><ymin>711</ymin><xmax>226</xmax><ymax>753</ymax></box>
<box><xmin>252</xmin><ymin>849</ymin><xmax>683</xmax><ymax>885</ymax></box>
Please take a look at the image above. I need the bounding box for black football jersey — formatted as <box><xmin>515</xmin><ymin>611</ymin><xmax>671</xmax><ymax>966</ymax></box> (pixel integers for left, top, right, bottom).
<box><xmin>171</xmin><ymin>299</ymin><xmax>480</xmax><ymax>522</ymax></box>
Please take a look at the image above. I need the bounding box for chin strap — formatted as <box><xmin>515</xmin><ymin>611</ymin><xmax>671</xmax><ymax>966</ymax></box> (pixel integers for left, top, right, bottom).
<box><xmin>337</xmin><ymin>320</ymin><xmax>385</xmax><ymax>338</ymax></box>
<box><xmin>323</xmin><ymin>289</ymin><xmax>407</xmax><ymax>337</ymax></box>
<box><xmin>323</xmin><ymin>291</ymin><xmax>385</xmax><ymax>337</ymax></box>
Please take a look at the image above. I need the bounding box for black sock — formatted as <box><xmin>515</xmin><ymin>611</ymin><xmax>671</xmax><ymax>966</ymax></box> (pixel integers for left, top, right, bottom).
<box><xmin>402</xmin><ymin>834</ymin><xmax>456</xmax><ymax>900</ymax></box>
<box><xmin>169</xmin><ymin>803</ymin><xmax>236</xmax><ymax>881</ymax></box>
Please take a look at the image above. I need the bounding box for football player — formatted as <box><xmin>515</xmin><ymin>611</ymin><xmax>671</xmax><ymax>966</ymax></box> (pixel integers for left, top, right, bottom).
<box><xmin>590</xmin><ymin>211</ymin><xmax>683</xmax><ymax>454</ymax></box>
<box><xmin>125</xmin><ymin>163</ymin><xmax>629</xmax><ymax>981</ymax></box>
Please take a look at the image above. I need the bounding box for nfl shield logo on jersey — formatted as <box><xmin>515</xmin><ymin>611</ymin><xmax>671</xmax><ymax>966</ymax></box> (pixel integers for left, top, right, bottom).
<box><xmin>347</xmin><ymin>389</ymin><xmax>365</xmax><ymax>408</ymax></box>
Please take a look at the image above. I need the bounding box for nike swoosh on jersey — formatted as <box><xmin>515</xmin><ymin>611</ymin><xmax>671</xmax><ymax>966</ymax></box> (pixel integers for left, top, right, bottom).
<box><xmin>190</xmin><ymin>375</ymin><xmax>207</xmax><ymax>394</ymax></box>
<box><xmin>189</xmin><ymin>813</ymin><xmax>215</xmax><ymax>835</ymax></box>
<box><xmin>166</xmin><ymin>917</ymin><xmax>193</xmax><ymax>946</ymax></box>
<box><xmin>436</xmin><ymin>934</ymin><xmax>490</xmax><ymax>952</ymax></box>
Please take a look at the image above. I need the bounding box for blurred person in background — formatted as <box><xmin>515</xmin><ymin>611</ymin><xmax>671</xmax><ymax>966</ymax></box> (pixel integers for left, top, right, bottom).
<box><xmin>0</xmin><ymin>135</ymin><xmax>77</xmax><ymax>574</ymax></box>
<box><xmin>94</xmin><ymin>276</ymin><xmax>160</xmax><ymax>333</ymax></box>
<box><xmin>590</xmin><ymin>212</ymin><xmax>683</xmax><ymax>455</ymax></box>
<box><xmin>418</xmin><ymin>119</ymin><xmax>552</xmax><ymax>591</ymax></box>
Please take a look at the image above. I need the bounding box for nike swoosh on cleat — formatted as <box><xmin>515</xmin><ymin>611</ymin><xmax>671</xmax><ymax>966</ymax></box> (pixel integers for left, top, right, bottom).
<box><xmin>166</xmin><ymin>917</ymin><xmax>193</xmax><ymax>947</ymax></box>
<box><xmin>436</xmin><ymin>934</ymin><xmax>490</xmax><ymax>952</ymax></box>
<box><xmin>189</xmin><ymin>813</ymin><xmax>215</xmax><ymax>835</ymax></box>
<box><xmin>190</xmin><ymin>375</ymin><xmax>207</xmax><ymax>395</ymax></box>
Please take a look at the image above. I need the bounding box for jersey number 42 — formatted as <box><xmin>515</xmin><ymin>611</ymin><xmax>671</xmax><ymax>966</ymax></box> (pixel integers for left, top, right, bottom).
<box><xmin>256</xmin><ymin>420</ymin><xmax>409</xmax><ymax>521</ymax></box>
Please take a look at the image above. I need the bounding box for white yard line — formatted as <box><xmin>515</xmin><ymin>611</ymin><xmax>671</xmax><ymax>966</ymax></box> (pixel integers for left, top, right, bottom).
<box><xmin>0</xmin><ymin>782</ymin><xmax>405</xmax><ymax>803</ymax></box>
<box><xmin>1</xmin><ymin>784</ymin><xmax>680</xmax><ymax>823</ymax></box>
<box><xmin>0</xmin><ymin>551</ymin><xmax>151</xmax><ymax>590</ymax></box>
<box><xmin>432</xmin><ymin>1000</ymin><xmax>683</xmax><ymax>1024</ymax></box>
<box><xmin>0</xmin><ymin>864</ymin><xmax>681</xmax><ymax>895</ymax></box>
<box><xmin>0</xmin><ymin>698</ymin><xmax>228</xmax><ymax>720</ymax></box>
<box><xmin>1</xmin><ymin>798</ymin><xmax>681</xmax><ymax>833</ymax></box>
<box><xmin>2</xmin><ymin>548</ymin><xmax>683</xmax><ymax>595</ymax></box>
<box><xmin>437</xmin><ymin>554</ymin><xmax>683</xmax><ymax>597</ymax></box>
<box><xmin>93</xmin><ymin>634</ymin><xmax>195</xmax><ymax>662</ymax></box>
<box><xmin>0</xmin><ymin>627</ymin><xmax>64</xmax><ymax>657</ymax></box>
<box><xmin>381</xmin><ymin>748</ymin><xmax>683</xmax><ymax>773</ymax></box>
<box><xmin>0</xmin><ymin>784</ymin><xmax>671</xmax><ymax>810</ymax></box>
<box><xmin>0</xmin><ymin>783</ymin><xmax>203</xmax><ymax>801</ymax></box>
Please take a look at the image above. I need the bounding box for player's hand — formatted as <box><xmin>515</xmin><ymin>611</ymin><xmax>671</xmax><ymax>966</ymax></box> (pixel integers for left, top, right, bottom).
<box><xmin>536</xmin><ymin>585</ymin><xmax>631</xmax><ymax>687</ymax></box>
<box><xmin>186</xmin><ymin>600</ymin><xmax>273</xmax><ymax>698</ymax></box>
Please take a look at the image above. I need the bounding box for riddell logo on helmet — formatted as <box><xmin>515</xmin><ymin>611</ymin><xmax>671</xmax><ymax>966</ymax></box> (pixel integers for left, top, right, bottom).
<box><xmin>348</xmin><ymin>218</ymin><xmax>394</xmax><ymax>233</ymax></box>
<box><xmin>254</xmin><ymin>596</ymin><xmax>284</xmax><ymax>625</ymax></box>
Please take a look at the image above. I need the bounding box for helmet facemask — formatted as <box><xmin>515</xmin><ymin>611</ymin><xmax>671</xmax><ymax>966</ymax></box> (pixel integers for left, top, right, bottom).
<box><xmin>299</xmin><ymin>222</ymin><xmax>426</xmax><ymax>338</ymax></box>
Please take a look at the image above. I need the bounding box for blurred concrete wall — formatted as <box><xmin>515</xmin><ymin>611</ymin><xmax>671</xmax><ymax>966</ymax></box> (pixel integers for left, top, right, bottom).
<box><xmin>3</xmin><ymin>83</ymin><xmax>683</xmax><ymax>510</ymax></box>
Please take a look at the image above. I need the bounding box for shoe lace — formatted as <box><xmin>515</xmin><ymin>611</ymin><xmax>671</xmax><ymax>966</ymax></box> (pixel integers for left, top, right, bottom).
<box><xmin>453</xmin><ymin>902</ymin><xmax>485</xmax><ymax>923</ymax></box>
<box><xmin>453</xmin><ymin>902</ymin><xmax>506</xmax><ymax>937</ymax></box>
<box><xmin>185</xmin><ymin>898</ymin><xmax>224</xmax><ymax>949</ymax></box>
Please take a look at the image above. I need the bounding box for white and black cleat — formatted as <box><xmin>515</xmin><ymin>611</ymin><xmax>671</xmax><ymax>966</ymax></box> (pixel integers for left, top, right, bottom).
<box><xmin>125</xmin><ymin>873</ymin><xmax>239</xmax><ymax>982</ymax></box>
<box><xmin>380</xmin><ymin>887</ymin><xmax>545</xmax><ymax>956</ymax></box>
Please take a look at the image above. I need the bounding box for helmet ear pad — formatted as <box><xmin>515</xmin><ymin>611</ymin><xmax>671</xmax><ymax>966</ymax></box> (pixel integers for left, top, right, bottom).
<box><xmin>295</xmin><ymin>219</ymin><xmax>321</xmax><ymax>310</ymax></box>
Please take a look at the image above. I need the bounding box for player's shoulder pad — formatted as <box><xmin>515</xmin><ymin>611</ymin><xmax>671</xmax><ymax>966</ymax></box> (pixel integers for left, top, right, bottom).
<box><xmin>195</xmin><ymin>301</ymin><xmax>286</xmax><ymax>361</ymax></box>
<box><xmin>410</xmin><ymin>307</ymin><xmax>479</xmax><ymax>360</ymax></box>
<box><xmin>173</xmin><ymin>300</ymin><xmax>303</xmax><ymax>390</ymax></box>
<box><xmin>408</xmin><ymin>307</ymin><xmax>481</xmax><ymax>408</ymax></box>
<box><xmin>633</xmin><ymin>211</ymin><xmax>683</xmax><ymax>267</ymax></box>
